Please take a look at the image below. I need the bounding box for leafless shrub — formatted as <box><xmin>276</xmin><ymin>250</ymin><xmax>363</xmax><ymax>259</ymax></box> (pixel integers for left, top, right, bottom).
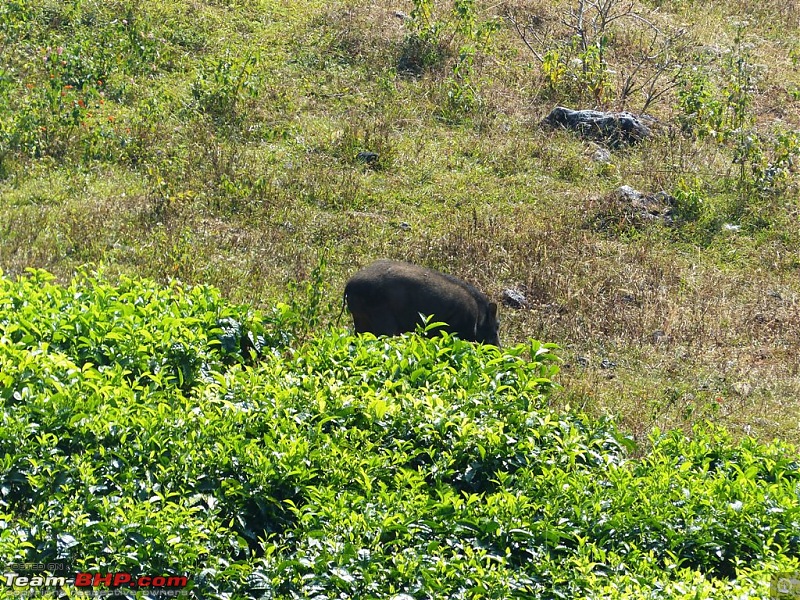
<box><xmin>505</xmin><ymin>0</ymin><xmax>695</xmax><ymax>112</ymax></box>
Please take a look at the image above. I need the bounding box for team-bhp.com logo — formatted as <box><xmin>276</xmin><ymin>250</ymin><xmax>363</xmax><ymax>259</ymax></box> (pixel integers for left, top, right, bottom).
<box><xmin>3</xmin><ymin>568</ymin><xmax>188</xmax><ymax>596</ymax></box>
<box><xmin>773</xmin><ymin>573</ymin><xmax>800</xmax><ymax>599</ymax></box>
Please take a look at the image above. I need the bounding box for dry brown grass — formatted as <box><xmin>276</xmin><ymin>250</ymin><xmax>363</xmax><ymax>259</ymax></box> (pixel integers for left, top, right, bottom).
<box><xmin>348</xmin><ymin>186</ymin><xmax>800</xmax><ymax>442</ymax></box>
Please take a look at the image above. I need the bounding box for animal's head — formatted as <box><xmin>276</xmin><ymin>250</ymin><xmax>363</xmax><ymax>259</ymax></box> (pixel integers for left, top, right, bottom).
<box><xmin>476</xmin><ymin>301</ymin><xmax>500</xmax><ymax>347</ymax></box>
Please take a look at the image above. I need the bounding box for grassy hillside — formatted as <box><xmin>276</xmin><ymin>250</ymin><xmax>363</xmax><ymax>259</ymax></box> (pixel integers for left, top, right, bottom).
<box><xmin>0</xmin><ymin>270</ymin><xmax>797</xmax><ymax>598</ymax></box>
<box><xmin>3</xmin><ymin>0</ymin><xmax>799</xmax><ymax>445</ymax></box>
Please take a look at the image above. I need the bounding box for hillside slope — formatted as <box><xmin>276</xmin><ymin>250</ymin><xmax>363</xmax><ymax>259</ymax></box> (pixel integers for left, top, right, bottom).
<box><xmin>0</xmin><ymin>0</ymin><xmax>799</xmax><ymax>443</ymax></box>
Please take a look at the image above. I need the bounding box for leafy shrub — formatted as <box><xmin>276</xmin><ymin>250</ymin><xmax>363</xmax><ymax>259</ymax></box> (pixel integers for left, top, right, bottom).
<box><xmin>190</xmin><ymin>52</ymin><xmax>261</xmax><ymax>127</ymax></box>
<box><xmin>540</xmin><ymin>37</ymin><xmax>614</xmax><ymax>107</ymax></box>
<box><xmin>0</xmin><ymin>270</ymin><xmax>797</xmax><ymax>598</ymax></box>
<box><xmin>398</xmin><ymin>0</ymin><xmax>501</xmax><ymax>122</ymax></box>
<box><xmin>677</xmin><ymin>69</ymin><xmax>725</xmax><ymax>141</ymax></box>
<box><xmin>398</xmin><ymin>0</ymin><xmax>450</xmax><ymax>75</ymax></box>
<box><xmin>0</xmin><ymin>268</ymin><xmax>266</xmax><ymax>391</ymax></box>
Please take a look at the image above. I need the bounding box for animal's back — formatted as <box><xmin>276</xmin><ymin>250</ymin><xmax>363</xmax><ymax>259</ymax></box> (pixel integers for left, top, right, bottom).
<box><xmin>347</xmin><ymin>259</ymin><xmax>475</xmax><ymax>306</ymax></box>
<box><xmin>344</xmin><ymin>260</ymin><xmax>488</xmax><ymax>340</ymax></box>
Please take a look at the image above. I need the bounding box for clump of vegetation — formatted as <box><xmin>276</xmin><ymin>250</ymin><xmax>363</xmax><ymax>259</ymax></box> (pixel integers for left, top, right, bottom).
<box><xmin>505</xmin><ymin>0</ymin><xmax>691</xmax><ymax>110</ymax></box>
<box><xmin>0</xmin><ymin>1</ymin><xmax>799</xmax><ymax>572</ymax></box>
<box><xmin>399</xmin><ymin>0</ymin><xmax>502</xmax><ymax>121</ymax></box>
<box><xmin>0</xmin><ymin>271</ymin><xmax>798</xmax><ymax>598</ymax></box>
<box><xmin>671</xmin><ymin>23</ymin><xmax>800</xmax><ymax>237</ymax></box>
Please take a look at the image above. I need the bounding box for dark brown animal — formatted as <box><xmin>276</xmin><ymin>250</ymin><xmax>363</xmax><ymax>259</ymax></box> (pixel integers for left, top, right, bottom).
<box><xmin>344</xmin><ymin>259</ymin><xmax>500</xmax><ymax>346</ymax></box>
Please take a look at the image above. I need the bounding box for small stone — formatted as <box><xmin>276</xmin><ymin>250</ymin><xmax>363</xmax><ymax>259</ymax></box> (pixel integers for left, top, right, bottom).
<box><xmin>614</xmin><ymin>185</ymin><xmax>641</xmax><ymax>201</ymax></box>
<box><xmin>592</xmin><ymin>147</ymin><xmax>612</xmax><ymax>163</ymax></box>
<box><xmin>501</xmin><ymin>288</ymin><xmax>528</xmax><ymax>309</ymax></box>
<box><xmin>605</xmin><ymin>185</ymin><xmax>675</xmax><ymax>225</ymax></box>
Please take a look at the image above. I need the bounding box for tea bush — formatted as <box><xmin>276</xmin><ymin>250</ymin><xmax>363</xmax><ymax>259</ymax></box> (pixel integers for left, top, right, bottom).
<box><xmin>1</xmin><ymin>0</ymin><xmax>799</xmax><ymax>468</ymax></box>
<box><xmin>0</xmin><ymin>271</ymin><xmax>797</xmax><ymax>598</ymax></box>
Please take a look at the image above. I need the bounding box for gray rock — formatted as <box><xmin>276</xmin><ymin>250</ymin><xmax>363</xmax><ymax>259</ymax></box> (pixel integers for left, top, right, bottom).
<box><xmin>543</xmin><ymin>106</ymin><xmax>653</xmax><ymax>146</ymax></box>
<box><xmin>592</xmin><ymin>147</ymin><xmax>612</xmax><ymax>163</ymax></box>
<box><xmin>612</xmin><ymin>185</ymin><xmax>675</xmax><ymax>225</ymax></box>
<box><xmin>501</xmin><ymin>288</ymin><xmax>528</xmax><ymax>309</ymax></box>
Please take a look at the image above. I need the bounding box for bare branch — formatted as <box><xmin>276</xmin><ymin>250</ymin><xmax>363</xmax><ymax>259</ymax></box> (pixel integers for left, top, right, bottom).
<box><xmin>504</xmin><ymin>11</ymin><xmax>545</xmax><ymax>63</ymax></box>
<box><xmin>506</xmin><ymin>0</ymin><xmax>695</xmax><ymax>112</ymax></box>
